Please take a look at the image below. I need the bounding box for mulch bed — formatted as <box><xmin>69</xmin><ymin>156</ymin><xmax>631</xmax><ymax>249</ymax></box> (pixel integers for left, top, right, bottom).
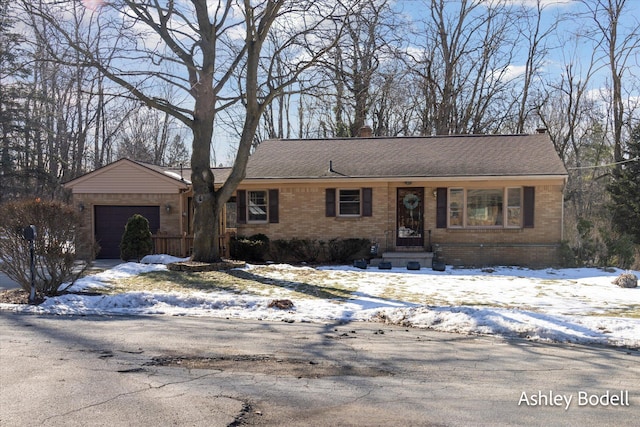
<box><xmin>167</xmin><ymin>259</ymin><xmax>246</xmax><ymax>272</ymax></box>
<box><xmin>0</xmin><ymin>289</ymin><xmax>43</xmax><ymax>305</ymax></box>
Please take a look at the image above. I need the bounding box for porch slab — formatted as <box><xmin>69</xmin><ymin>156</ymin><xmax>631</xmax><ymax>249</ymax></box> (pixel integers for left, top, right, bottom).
<box><xmin>381</xmin><ymin>251</ymin><xmax>433</xmax><ymax>268</ymax></box>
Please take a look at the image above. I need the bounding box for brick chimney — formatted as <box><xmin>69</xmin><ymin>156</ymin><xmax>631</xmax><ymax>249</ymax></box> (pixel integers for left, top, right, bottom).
<box><xmin>358</xmin><ymin>125</ymin><xmax>373</xmax><ymax>138</ymax></box>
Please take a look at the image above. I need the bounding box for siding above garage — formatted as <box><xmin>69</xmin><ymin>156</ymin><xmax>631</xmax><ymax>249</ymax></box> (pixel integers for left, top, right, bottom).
<box><xmin>64</xmin><ymin>159</ymin><xmax>190</xmax><ymax>194</ymax></box>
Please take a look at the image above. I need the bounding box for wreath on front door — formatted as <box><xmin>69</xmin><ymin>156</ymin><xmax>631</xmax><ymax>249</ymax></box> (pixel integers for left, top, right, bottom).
<box><xmin>403</xmin><ymin>193</ymin><xmax>420</xmax><ymax>210</ymax></box>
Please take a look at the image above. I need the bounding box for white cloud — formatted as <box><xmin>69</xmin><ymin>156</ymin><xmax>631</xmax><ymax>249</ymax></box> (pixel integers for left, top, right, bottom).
<box><xmin>504</xmin><ymin>64</ymin><xmax>528</xmax><ymax>80</ymax></box>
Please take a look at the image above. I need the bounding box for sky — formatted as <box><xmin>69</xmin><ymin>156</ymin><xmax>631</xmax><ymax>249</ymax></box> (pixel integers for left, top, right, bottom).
<box><xmin>2</xmin><ymin>255</ymin><xmax>638</xmax><ymax>349</ymax></box>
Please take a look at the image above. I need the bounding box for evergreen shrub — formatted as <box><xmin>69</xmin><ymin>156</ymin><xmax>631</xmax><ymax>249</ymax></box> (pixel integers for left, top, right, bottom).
<box><xmin>120</xmin><ymin>214</ymin><xmax>153</xmax><ymax>262</ymax></box>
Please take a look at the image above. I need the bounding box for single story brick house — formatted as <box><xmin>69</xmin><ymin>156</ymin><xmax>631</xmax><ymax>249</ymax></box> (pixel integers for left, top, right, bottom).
<box><xmin>237</xmin><ymin>132</ymin><xmax>567</xmax><ymax>267</ymax></box>
<box><xmin>65</xmin><ymin>132</ymin><xmax>568</xmax><ymax>266</ymax></box>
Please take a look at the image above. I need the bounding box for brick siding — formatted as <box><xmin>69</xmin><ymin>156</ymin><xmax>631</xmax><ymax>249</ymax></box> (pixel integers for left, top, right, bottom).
<box><xmin>73</xmin><ymin>193</ymin><xmax>184</xmax><ymax>259</ymax></box>
<box><xmin>236</xmin><ymin>181</ymin><xmax>565</xmax><ymax>267</ymax></box>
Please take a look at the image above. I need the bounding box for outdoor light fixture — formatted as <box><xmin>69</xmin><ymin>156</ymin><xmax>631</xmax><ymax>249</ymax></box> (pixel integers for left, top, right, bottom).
<box><xmin>404</xmin><ymin>181</ymin><xmax>412</xmax><ymax>185</ymax></box>
<box><xmin>433</xmin><ymin>190</ymin><xmax>438</xmax><ymax>199</ymax></box>
<box><xmin>165</xmin><ymin>203</ymin><xmax>172</xmax><ymax>213</ymax></box>
<box><xmin>78</xmin><ymin>202</ymin><xmax>85</xmax><ymax>212</ymax></box>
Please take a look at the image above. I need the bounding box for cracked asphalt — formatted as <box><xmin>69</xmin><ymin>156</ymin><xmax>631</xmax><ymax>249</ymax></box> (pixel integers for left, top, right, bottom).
<box><xmin>1</xmin><ymin>312</ymin><xmax>638</xmax><ymax>426</ymax></box>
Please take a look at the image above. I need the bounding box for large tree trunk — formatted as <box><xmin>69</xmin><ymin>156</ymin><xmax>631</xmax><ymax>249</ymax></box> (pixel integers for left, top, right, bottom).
<box><xmin>190</xmin><ymin>167</ymin><xmax>219</xmax><ymax>262</ymax></box>
<box><xmin>190</xmin><ymin>79</ymin><xmax>219</xmax><ymax>262</ymax></box>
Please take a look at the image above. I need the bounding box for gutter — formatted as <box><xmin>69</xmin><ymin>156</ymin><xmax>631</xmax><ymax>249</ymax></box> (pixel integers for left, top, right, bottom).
<box><xmin>238</xmin><ymin>174</ymin><xmax>570</xmax><ymax>185</ymax></box>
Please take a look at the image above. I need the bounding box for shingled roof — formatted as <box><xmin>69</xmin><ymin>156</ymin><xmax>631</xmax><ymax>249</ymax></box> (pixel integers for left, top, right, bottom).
<box><xmin>244</xmin><ymin>134</ymin><xmax>567</xmax><ymax>180</ymax></box>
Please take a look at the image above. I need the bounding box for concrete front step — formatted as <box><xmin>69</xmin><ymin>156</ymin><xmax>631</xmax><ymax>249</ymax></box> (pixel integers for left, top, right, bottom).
<box><xmin>379</xmin><ymin>251</ymin><xmax>434</xmax><ymax>268</ymax></box>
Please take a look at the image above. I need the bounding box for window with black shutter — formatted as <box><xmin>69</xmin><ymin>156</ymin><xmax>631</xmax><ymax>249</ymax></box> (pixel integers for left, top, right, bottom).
<box><xmin>268</xmin><ymin>189</ymin><xmax>279</xmax><ymax>223</ymax></box>
<box><xmin>362</xmin><ymin>188</ymin><xmax>373</xmax><ymax>217</ymax></box>
<box><xmin>436</xmin><ymin>188</ymin><xmax>447</xmax><ymax>228</ymax></box>
<box><xmin>237</xmin><ymin>190</ymin><xmax>246</xmax><ymax>224</ymax></box>
<box><xmin>326</xmin><ymin>188</ymin><xmax>336</xmax><ymax>217</ymax></box>
<box><xmin>237</xmin><ymin>189</ymin><xmax>279</xmax><ymax>223</ymax></box>
<box><xmin>523</xmin><ymin>186</ymin><xmax>535</xmax><ymax>228</ymax></box>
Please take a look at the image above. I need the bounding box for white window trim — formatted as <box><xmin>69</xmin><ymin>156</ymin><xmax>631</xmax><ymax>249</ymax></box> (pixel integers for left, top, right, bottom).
<box><xmin>448</xmin><ymin>188</ymin><xmax>464</xmax><ymax>228</ymax></box>
<box><xmin>247</xmin><ymin>190</ymin><xmax>268</xmax><ymax>223</ymax></box>
<box><xmin>337</xmin><ymin>188</ymin><xmax>362</xmax><ymax>217</ymax></box>
<box><xmin>505</xmin><ymin>187</ymin><xmax>523</xmax><ymax>229</ymax></box>
<box><xmin>448</xmin><ymin>187</ymin><xmax>524</xmax><ymax>229</ymax></box>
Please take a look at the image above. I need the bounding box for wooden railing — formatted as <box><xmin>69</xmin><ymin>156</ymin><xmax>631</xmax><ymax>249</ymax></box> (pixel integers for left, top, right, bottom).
<box><xmin>151</xmin><ymin>233</ymin><xmax>230</xmax><ymax>258</ymax></box>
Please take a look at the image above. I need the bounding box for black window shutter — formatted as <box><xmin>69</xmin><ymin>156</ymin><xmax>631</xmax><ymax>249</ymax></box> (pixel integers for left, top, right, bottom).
<box><xmin>237</xmin><ymin>190</ymin><xmax>246</xmax><ymax>224</ymax></box>
<box><xmin>436</xmin><ymin>188</ymin><xmax>448</xmax><ymax>228</ymax></box>
<box><xmin>362</xmin><ymin>188</ymin><xmax>373</xmax><ymax>217</ymax></box>
<box><xmin>268</xmin><ymin>189</ymin><xmax>279</xmax><ymax>223</ymax></box>
<box><xmin>326</xmin><ymin>188</ymin><xmax>336</xmax><ymax>217</ymax></box>
<box><xmin>523</xmin><ymin>186</ymin><xmax>535</xmax><ymax>228</ymax></box>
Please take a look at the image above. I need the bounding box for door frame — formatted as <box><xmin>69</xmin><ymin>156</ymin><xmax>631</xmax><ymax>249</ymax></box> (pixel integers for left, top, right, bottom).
<box><xmin>396</xmin><ymin>187</ymin><xmax>424</xmax><ymax>247</ymax></box>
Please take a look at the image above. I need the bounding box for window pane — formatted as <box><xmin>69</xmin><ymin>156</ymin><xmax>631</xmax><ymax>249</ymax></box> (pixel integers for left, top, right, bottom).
<box><xmin>507</xmin><ymin>188</ymin><xmax>522</xmax><ymax>227</ymax></box>
<box><xmin>248</xmin><ymin>191</ymin><xmax>267</xmax><ymax>221</ymax></box>
<box><xmin>339</xmin><ymin>189</ymin><xmax>360</xmax><ymax>215</ymax></box>
<box><xmin>507</xmin><ymin>188</ymin><xmax>521</xmax><ymax>206</ymax></box>
<box><xmin>449</xmin><ymin>189</ymin><xmax>464</xmax><ymax>227</ymax></box>
<box><xmin>466</xmin><ymin>189</ymin><xmax>503</xmax><ymax>226</ymax></box>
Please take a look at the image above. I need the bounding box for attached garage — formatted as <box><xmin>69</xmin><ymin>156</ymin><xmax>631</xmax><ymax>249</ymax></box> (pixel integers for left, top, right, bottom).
<box><xmin>63</xmin><ymin>159</ymin><xmax>193</xmax><ymax>259</ymax></box>
<box><xmin>94</xmin><ymin>205</ymin><xmax>161</xmax><ymax>259</ymax></box>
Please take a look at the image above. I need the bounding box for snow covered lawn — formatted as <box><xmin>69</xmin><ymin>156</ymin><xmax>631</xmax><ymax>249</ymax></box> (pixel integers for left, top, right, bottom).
<box><xmin>2</xmin><ymin>255</ymin><xmax>638</xmax><ymax>349</ymax></box>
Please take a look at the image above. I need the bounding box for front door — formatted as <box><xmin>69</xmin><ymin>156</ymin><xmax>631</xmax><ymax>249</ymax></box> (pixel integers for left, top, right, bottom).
<box><xmin>397</xmin><ymin>188</ymin><xmax>424</xmax><ymax>247</ymax></box>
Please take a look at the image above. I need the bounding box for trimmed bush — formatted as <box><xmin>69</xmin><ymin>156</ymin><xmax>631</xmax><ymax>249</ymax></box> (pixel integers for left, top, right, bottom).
<box><xmin>234</xmin><ymin>236</ymin><xmax>371</xmax><ymax>264</ymax></box>
<box><xmin>120</xmin><ymin>214</ymin><xmax>153</xmax><ymax>262</ymax></box>
<box><xmin>269</xmin><ymin>238</ymin><xmax>325</xmax><ymax>263</ymax></box>
<box><xmin>231</xmin><ymin>234</ymin><xmax>270</xmax><ymax>262</ymax></box>
<box><xmin>328</xmin><ymin>238</ymin><xmax>371</xmax><ymax>263</ymax></box>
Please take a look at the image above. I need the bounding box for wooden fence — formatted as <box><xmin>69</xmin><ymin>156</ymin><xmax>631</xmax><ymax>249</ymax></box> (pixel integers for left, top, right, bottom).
<box><xmin>151</xmin><ymin>234</ymin><xmax>230</xmax><ymax>258</ymax></box>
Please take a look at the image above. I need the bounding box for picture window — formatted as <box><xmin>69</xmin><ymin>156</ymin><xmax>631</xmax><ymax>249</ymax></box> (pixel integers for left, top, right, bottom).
<box><xmin>448</xmin><ymin>187</ymin><xmax>523</xmax><ymax>228</ymax></box>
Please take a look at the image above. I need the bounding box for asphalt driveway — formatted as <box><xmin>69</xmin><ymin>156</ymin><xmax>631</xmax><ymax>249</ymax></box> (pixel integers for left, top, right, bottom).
<box><xmin>0</xmin><ymin>268</ymin><xmax>20</xmax><ymax>291</ymax></box>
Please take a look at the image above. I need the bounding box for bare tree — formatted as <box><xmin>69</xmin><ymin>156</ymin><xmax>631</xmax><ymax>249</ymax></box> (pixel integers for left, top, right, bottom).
<box><xmin>535</xmin><ymin>41</ymin><xmax>613</xmax><ymax>260</ymax></box>
<box><xmin>513</xmin><ymin>0</ymin><xmax>559</xmax><ymax>134</ymax></box>
<box><xmin>22</xmin><ymin>0</ymin><xmax>351</xmax><ymax>262</ymax></box>
<box><xmin>406</xmin><ymin>0</ymin><xmax>519</xmax><ymax>135</ymax></box>
<box><xmin>14</xmin><ymin>1</ymin><xmax>137</xmax><ymax>201</ymax></box>
<box><xmin>309</xmin><ymin>0</ymin><xmax>402</xmax><ymax>137</ymax></box>
<box><xmin>370</xmin><ymin>65</ymin><xmax>418</xmax><ymax>136</ymax></box>
<box><xmin>579</xmin><ymin>0</ymin><xmax>640</xmax><ymax>173</ymax></box>
<box><xmin>116</xmin><ymin>107</ymin><xmax>189</xmax><ymax>167</ymax></box>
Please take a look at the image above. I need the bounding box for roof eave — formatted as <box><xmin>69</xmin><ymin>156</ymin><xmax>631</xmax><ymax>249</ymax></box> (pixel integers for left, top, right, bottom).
<box><xmin>240</xmin><ymin>174</ymin><xmax>569</xmax><ymax>185</ymax></box>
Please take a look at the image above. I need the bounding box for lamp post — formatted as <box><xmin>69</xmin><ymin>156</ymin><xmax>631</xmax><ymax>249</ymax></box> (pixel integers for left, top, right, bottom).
<box><xmin>23</xmin><ymin>225</ymin><xmax>36</xmax><ymax>304</ymax></box>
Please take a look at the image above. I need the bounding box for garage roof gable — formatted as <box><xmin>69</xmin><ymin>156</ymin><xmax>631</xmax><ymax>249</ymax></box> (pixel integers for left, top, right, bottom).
<box><xmin>63</xmin><ymin>159</ymin><xmax>190</xmax><ymax>194</ymax></box>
